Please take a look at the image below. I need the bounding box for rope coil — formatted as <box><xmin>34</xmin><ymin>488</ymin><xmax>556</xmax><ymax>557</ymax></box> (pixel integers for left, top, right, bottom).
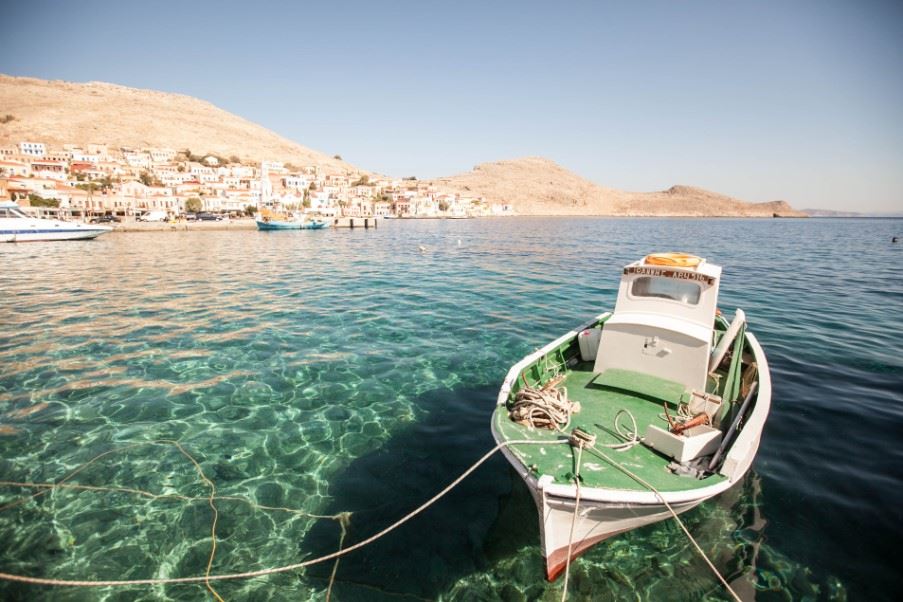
<box><xmin>509</xmin><ymin>385</ymin><xmax>580</xmax><ymax>431</ymax></box>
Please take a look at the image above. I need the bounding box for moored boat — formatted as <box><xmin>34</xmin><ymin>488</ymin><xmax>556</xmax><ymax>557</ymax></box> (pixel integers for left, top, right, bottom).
<box><xmin>255</xmin><ymin>210</ymin><xmax>328</xmax><ymax>231</ymax></box>
<box><xmin>491</xmin><ymin>252</ymin><xmax>771</xmax><ymax>580</ymax></box>
<box><xmin>1</xmin><ymin>201</ymin><xmax>112</xmax><ymax>242</ymax></box>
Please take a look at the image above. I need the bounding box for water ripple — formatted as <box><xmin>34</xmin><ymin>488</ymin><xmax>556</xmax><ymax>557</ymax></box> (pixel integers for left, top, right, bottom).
<box><xmin>1</xmin><ymin>217</ymin><xmax>901</xmax><ymax>600</ymax></box>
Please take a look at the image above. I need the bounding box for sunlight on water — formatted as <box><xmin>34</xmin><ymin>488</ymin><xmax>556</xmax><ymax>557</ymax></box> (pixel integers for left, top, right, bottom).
<box><xmin>1</xmin><ymin>218</ymin><xmax>900</xmax><ymax>600</ymax></box>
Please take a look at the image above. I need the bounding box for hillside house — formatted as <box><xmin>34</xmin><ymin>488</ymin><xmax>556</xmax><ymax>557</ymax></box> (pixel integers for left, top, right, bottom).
<box><xmin>30</xmin><ymin>159</ymin><xmax>67</xmax><ymax>181</ymax></box>
<box><xmin>0</xmin><ymin>160</ymin><xmax>30</xmax><ymax>177</ymax></box>
<box><xmin>18</xmin><ymin>142</ymin><xmax>46</xmax><ymax>157</ymax></box>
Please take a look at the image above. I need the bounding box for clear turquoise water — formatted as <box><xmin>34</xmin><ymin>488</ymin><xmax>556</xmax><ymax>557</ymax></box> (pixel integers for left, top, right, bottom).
<box><xmin>1</xmin><ymin>218</ymin><xmax>900</xmax><ymax>601</ymax></box>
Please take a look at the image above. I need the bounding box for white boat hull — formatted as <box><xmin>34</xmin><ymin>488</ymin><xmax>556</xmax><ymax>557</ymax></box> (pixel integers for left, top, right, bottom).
<box><xmin>537</xmin><ymin>483</ymin><xmax>710</xmax><ymax>580</ymax></box>
<box><xmin>1</xmin><ymin>222</ymin><xmax>112</xmax><ymax>242</ymax></box>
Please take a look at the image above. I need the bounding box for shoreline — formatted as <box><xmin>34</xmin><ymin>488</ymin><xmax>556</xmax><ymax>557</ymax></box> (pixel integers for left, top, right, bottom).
<box><xmin>108</xmin><ymin>214</ymin><xmax>809</xmax><ymax>232</ymax></box>
<box><xmin>112</xmin><ymin>219</ymin><xmax>258</xmax><ymax>232</ymax></box>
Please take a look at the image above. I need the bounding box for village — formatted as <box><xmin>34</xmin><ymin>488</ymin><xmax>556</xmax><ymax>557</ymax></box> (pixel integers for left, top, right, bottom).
<box><xmin>0</xmin><ymin>141</ymin><xmax>515</xmax><ymax>221</ymax></box>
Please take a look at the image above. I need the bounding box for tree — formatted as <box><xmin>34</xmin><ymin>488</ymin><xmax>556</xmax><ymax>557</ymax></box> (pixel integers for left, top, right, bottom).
<box><xmin>28</xmin><ymin>194</ymin><xmax>59</xmax><ymax>208</ymax></box>
<box><xmin>438</xmin><ymin>201</ymin><xmax>450</xmax><ymax>212</ymax></box>
<box><xmin>229</xmin><ymin>155</ymin><xmax>241</xmax><ymax>164</ymax></box>
<box><xmin>139</xmin><ymin>171</ymin><xmax>153</xmax><ymax>186</ymax></box>
<box><xmin>352</xmin><ymin>174</ymin><xmax>370</xmax><ymax>186</ymax></box>
<box><xmin>98</xmin><ymin>176</ymin><xmax>113</xmax><ymax>191</ymax></box>
<box><xmin>333</xmin><ymin>155</ymin><xmax>342</xmax><ymax>160</ymax></box>
<box><xmin>185</xmin><ymin>197</ymin><xmax>203</xmax><ymax>213</ymax></box>
<box><xmin>244</xmin><ymin>204</ymin><xmax>256</xmax><ymax>216</ymax></box>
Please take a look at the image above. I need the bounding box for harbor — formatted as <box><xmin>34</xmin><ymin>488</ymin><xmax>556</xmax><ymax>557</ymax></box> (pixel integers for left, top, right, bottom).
<box><xmin>2</xmin><ymin>2</ymin><xmax>901</xmax><ymax>599</ymax></box>
<box><xmin>107</xmin><ymin>216</ymin><xmax>380</xmax><ymax>232</ymax></box>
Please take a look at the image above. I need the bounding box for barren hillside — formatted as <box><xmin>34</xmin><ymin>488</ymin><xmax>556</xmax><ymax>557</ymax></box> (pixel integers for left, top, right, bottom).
<box><xmin>1</xmin><ymin>75</ymin><xmax>803</xmax><ymax>217</ymax></box>
<box><xmin>0</xmin><ymin>75</ymin><xmax>357</xmax><ymax>173</ymax></box>
<box><xmin>429</xmin><ymin>158</ymin><xmax>805</xmax><ymax>217</ymax></box>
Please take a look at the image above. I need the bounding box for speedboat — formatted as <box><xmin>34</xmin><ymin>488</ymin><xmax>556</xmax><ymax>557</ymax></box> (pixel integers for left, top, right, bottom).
<box><xmin>0</xmin><ymin>201</ymin><xmax>112</xmax><ymax>242</ymax></box>
<box><xmin>491</xmin><ymin>252</ymin><xmax>771</xmax><ymax>580</ymax></box>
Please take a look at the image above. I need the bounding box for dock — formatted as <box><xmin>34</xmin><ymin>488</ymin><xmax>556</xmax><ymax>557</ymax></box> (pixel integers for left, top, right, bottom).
<box><xmin>331</xmin><ymin>217</ymin><xmax>379</xmax><ymax>229</ymax></box>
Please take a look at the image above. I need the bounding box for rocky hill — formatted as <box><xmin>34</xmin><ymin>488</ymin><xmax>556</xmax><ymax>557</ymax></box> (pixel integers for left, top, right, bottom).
<box><xmin>429</xmin><ymin>157</ymin><xmax>805</xmax><ymax>217</ymax></box>
<box><xmin>1</xmin><ymin>75</ymin><xmax>804</xmax><ymax>217</ymax></box>
<box><xmin>0</xmin><ymin>74</ymin><xmax>356</xmax><ymax>173</ymax></box>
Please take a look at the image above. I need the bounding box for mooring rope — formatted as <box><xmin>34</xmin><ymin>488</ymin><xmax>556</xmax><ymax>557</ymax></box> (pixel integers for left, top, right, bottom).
<box><xmin>560</xmin><ymin>442</ymin><xmax>583</xmax><ymax>602</ymax></box>
<box><xmin>0</xmin><ymin>435</ymin><xmax>739</xmax><ymax>601</ymax></box>
<box><xmin>325</xmin><ymin>513</ymin><xmax>350</xmax><ymax>602</ymax></box>
<box><xmin>0</xmin><ymin>439</ymin><xmax>564</xmax><ymax>589</ymax></box>
<box><xmin>584</xmin><ymin>445</ymin><xmax>742</xmax><ymax>602</ymax></box>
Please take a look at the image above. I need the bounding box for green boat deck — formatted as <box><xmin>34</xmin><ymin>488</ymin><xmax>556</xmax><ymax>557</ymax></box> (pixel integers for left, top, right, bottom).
<box><xmin>494</xmin><ymin>363</ymin><xmax>728</xmax><ymax>493</ymax></box>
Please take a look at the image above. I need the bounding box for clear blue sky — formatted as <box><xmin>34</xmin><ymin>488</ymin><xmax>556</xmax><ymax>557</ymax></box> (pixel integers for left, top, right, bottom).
<box><xmin>2</xmin><ymin>1</ymin><xmax>902</xmax><ymax>211</ymax></box>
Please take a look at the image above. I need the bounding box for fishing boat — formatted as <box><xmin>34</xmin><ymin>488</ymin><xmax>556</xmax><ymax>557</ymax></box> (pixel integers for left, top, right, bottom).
<box><xmin>254</xmin><ymin>163</ymin><xmax>327</xmax><ymax>231</ymax></box>
<box><xmin>491</xmin><ymin>252</ymin><xmax>771</xmax><ymax>580</ymax></box>
<box><xmin>1</xmin><ymin>201</ymin><xmax>112</xmax><ymax>242</ymax></box>
<box><xmin>255</xmin><ymin>209</ymin><xmax>328</xmax><ymax>231</ymax></box>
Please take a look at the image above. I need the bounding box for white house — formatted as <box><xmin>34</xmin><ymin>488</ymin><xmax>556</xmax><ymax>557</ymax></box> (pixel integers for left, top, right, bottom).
<box><xmin>149</xmin><ymin>148</ymin><xmax>177</xmax><ymax>163</ymax></box>
<box><xmin>19</xmin><ymin>142</ymin><xmax>46</xmax><ymax>157</ymax></box>
<box><xmin>123</xmin><ymin>151</ymin><xmax>152</xmax><ymax>169</ymax></box>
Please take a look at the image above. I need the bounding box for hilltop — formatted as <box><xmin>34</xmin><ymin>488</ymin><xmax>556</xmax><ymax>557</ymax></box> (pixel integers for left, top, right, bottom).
<box><xmin>429</xmin><ymin>157</ymin><xmax>804</xmax><ymax>217</ymax></box>
<box><xmin>0</xmin><ymin>74</ymin><xmax>356</xmax><ymax>173</ymax></box>
<box><xmin>1</xmin><ymin>75</ymin><xmax>805</xmax><ymax>217</ymax></box>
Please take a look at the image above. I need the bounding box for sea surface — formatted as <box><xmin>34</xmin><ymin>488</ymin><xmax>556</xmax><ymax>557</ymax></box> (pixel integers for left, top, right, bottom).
<box><xmin>1</xmin><ymin>217</ymin><xmax>900</xmax><ymax>601</ymax></box>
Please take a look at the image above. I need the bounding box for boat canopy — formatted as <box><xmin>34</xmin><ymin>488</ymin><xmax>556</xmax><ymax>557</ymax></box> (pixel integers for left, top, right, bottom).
<box><xmin>593</xmin><ymin>254</ymin><xmax>722</xmax><ymax>392</ymax></box>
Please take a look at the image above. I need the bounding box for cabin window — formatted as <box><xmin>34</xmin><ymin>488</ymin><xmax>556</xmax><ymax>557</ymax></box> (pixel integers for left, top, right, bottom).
<box><xmin>631</xmin><ymin>276</ymin><xmax>701</xmax><ymax>305</ymax></box>
<box><xmin>0</xmin><ymin>208</ymin><xmax>24</xmax><ymax>218</ymax></box>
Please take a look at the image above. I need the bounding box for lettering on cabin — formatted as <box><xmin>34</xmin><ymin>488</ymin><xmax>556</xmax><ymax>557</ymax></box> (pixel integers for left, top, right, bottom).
<box><xmin>624</xmin><ymin>266</ymin><xmax>715</xmax><ymax>285</ymax></box>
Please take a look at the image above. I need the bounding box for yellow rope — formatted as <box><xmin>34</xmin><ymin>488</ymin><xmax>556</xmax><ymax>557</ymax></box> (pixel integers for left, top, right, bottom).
<box><xmin>325</xmin><ymin>512</ymin><xmax>351</xmax><ymax>602</ymax></box>
<box><xmin>169</xmin><ymin>440</ymin><xmax>224</xmax><ymax>602</ymax></box>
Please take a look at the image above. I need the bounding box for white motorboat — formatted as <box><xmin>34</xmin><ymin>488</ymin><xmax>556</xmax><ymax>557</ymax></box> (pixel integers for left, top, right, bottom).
<box><xmin>0</xmin><ymin>201</ymin><xmax>112</xmax><ymax>242</ymax></box>
<box><xmin>491</xmin><ymin>253</ymin><xmax>771</xmax><ymax>580</ymax></box>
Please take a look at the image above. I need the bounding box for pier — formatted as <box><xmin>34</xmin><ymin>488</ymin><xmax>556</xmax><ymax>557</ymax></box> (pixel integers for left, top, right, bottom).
<box><xmin>332</xmin><ymin>217</ymin><xmax>379</xmax><ymax>229</ymax></box>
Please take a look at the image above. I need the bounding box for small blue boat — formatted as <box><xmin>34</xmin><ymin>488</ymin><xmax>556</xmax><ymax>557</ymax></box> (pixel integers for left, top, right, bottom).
<box><xmin>256</xmin><ymin>218</ymin><xmax>328</xmax><ymax>231</ymax></box>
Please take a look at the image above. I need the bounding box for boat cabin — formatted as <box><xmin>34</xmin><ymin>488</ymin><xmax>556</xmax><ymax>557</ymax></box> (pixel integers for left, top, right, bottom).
<box><xmin>0</xmin><ymin>201</ymin><xmax>30</xmax><ymax>219</ymax></box>
<box><xmin>593</xmin><ymin>253</ymin><xmax>721</xmax><ymax>393</ymax></box>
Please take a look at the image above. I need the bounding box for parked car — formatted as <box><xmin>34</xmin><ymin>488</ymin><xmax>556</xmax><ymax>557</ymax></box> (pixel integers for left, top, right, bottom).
<box><xmin>184</xmin><ymin>213</ymin><xmax>197</xmax><ymax>221</ymax></box>
<box><xmin>137</xmin><ymin>210</ymin><xmax>168</xmax><ymax>222</ymax></box>
<box><xmin>196</xmin><ymin>212</ymin><xmax>223</xmax><ymax>221</ymax></box>
<box><xmin>90</xmin><ymin>214</ymin><xmax>121</xmax><ymax>223</ymax></box>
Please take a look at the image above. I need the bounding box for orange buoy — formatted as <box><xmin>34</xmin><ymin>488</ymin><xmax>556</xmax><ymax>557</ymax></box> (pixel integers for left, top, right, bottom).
<box><xmin>644</xmin><ymin>252</ymin><xmax>703</xmax><ymax>268</ymax></box>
